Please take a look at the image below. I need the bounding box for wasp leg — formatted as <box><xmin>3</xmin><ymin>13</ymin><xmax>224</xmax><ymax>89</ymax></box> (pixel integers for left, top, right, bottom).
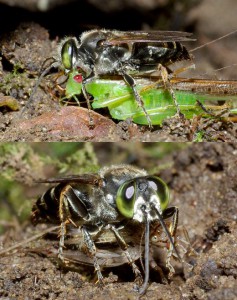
<box><xmin>58</xmin><ymin>185</ymin><xmax>89</xmax><ymax>263</ymax></box>
<box><xmin>162</xmin><ymin>206</ymin><xmax>179</xmax><ymax>278</ymax></box>
<box><xmin>158</xmin><ymin>64</ymin><xmax>184</xmax><ymax>119</ymax></box>
<box><xmin>108</xmin><ymin>224</ymin><xmax>143</xmax><ymax>284</ymax></box>
<box><xmin>121</xmin><ymin>71</ymin><xmax>152</xmax><ymax>128</ymax></box>
<box><xmin>58</xmin><ymin>221</ymin><xmax>67</xmax><ymax>262</ymax></box>
<box><xmin>81</xmin><ymin>226</ymin><xmax>104</xmax><ymax>284</ymax></box>
<box><xmin>163</xmin><ymin>206</ymin><xmax>179</xmax><ymax>236</ymax></box>
<box><xmin>58</xmin><ymin>185</ymin><xmax>72</xmax><ymax>263</ymax></box>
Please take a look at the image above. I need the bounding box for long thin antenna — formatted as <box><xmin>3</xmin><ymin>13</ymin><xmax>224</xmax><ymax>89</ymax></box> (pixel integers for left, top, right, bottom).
<box><xmin>194</xmin><ymin>63</ymin><xmax>237</xmax><ymax>78</ymax></box>
<box><xmin>139</xmin><ymin>212</ymin><xmax>150</xmax><ymax>295</ymax></box>
<box><xmin>139</xmin><ymin>227</ymin><xmax>145</xmax><ymax>273</ymax></box>
<box><xmin>190</xmin><ymin>29</ymin><xmax>237</xmax><ymax>53</ymax></box>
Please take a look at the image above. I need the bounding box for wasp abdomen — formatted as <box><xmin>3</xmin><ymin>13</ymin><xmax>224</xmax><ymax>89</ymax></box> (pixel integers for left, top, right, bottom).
<box><xmin>131</xmin><ymin>42</ymin><xmax>191</xmax><ymax>70</ymax></box>
<box><xmin>31</xmin><ymin>185</ymin><xmax>62</xmax><ymax>225</ymax></box>
<box><xmin>31</xmin><ymin>183</ymin><xmax>89</xmax><ymax>225</ymax></box>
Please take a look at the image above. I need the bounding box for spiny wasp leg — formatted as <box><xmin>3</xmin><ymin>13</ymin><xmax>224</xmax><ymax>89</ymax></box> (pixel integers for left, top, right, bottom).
<box><xmin>81</xmin><ymin>226</ymin><xmax>104</xmax><ymax>283</ymax></box>
<box><xmin>162</xmin><ymin>206</ymin><xmax>180</xmax><ymax>277</ymax></box>
<box><xmin>57</xmin><ymin>184</ymin><xmax>89</xmax><ymax>263</ymax></box>
<box><xmin>121</xmin><ymin>71</ymin><xmax>153</xmax><ymax>128</ymax></box>
<box><xmin>109</xmin><ymin>225</ymin><xmax>143</xmax><ymax>284</ymax></box>
<box><xmin>163</xmin><ymin>206</ymin><xmax>179</xmax><ymax>237</ymax></box>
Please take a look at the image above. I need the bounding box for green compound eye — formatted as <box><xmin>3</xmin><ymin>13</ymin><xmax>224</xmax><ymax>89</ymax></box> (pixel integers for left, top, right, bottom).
<box><xmin>116</xmin><ymin>180</ymin><xmax>136</xmax><ymax>219</ymax></box>
<box><xmin>116</xmin><ymin>176</ymin><xmax>170</xmax><ymax>219</ymax></box>
<box><xmin>147</xmin><ymin>176</ymin><xmax>170</xmax><ymax>211</ymax></box>
<box><xmin>61</xmin><ymin>39</ymin><xmax>78</xmax><ymax>70</ymax></box>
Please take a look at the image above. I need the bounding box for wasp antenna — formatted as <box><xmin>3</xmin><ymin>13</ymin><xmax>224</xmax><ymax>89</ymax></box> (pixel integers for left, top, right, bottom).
<box><xmin>154</xmin><ymin>206</ymin><xmax>182</xmax><ymax>262</ymax></box>
<box><xmin>194</xmin><ymin>63</ymin><xmax>237</xmax><ymax>78</ymax></box>
<box><xmin>190</xmin><ymin>29</ymin><xmax>237</xmax><ymax>53</ymax></box>
<box><xmin>139</xmin><ymin>229</ymin><xmax>145</xmax><ymax>273</ymax></box>
<box><xmin>139</xmin><ymin>213</ymin><xmax>150</xmax><ymax>295</ymax></box>
<box><xmin>20</xmin><ymin>60</ymin><xmax>60</xmax><ymax>117</ymax></box>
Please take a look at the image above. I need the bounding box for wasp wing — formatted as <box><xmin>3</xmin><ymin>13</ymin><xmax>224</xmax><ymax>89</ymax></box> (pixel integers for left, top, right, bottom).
<box><xmin>37</xmin><ymin>174</ymin><xmax>102</xmax><ymax>186</ymax></box>
<box><xmin>104</xmin><ymin>31</ymin><xmax>195</xmax><ymax>45</ymax></box>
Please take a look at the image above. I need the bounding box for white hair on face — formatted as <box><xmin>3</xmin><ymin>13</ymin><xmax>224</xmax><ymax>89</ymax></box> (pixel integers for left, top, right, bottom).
<box><xmin>133</xmin><ymin>194</ymin><xmax>162</xmax><ymax>222</ymax></box>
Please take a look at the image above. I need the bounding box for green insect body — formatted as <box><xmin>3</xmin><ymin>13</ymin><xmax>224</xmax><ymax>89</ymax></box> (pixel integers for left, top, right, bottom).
<box><xmin>65</xmin><ymin>71</ymin><xmax>237</xmax><ymax>125</ymax></box>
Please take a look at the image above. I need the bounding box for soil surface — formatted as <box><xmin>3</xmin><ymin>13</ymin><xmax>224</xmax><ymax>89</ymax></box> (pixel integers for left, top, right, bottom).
<box><xmin>0</xmin><ymin>1</ymin><xmax>237</xmax><ymax>141</ymax></box>
<box><xmin>0</xmin><ymin>143</ymin><xmax>237</xmax><ymax>299</ymax></box>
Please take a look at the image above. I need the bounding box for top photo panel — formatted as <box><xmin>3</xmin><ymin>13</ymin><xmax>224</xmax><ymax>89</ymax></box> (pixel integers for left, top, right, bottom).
<box><xmin>0</xmin><ymin>0</ymin><xmax>237</xmax><ymax>141</ymax></box>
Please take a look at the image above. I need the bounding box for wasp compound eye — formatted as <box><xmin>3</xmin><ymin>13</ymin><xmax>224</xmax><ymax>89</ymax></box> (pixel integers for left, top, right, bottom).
<box><xmin>116</xmin><ymin>180</ymin><xmax>136</xmax><ymax>219</ymax></box>
<box><xmin>61</xmin><ymin>39</ymin><xmax>78</xmax><ymax>70</ymax></box>
<box><xmin>147</xmin><ymin>176</ymin><xmax>170</xmax><ymax>211</ymax></box>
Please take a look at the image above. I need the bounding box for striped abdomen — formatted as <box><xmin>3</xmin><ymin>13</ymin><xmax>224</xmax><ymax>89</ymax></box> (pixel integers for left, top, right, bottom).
<box><xmin>130</xmin><ymin>41</ymin><xmax>191</xmax><ymax>72</ymax></box>
<box><xmin>31</xmin><ymin>184</ymin><xmax>63</xmax><ymax>225</ymax></box>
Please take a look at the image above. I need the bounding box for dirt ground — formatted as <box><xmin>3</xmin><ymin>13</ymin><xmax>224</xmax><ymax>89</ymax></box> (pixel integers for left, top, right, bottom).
<box><xmin>0</xmin><ymin>143</ymin><xmax>237</xmax><ymax>299</ymax></box>
<box><xmin>0</xmin><ymin>0</ymin><xmax>237</xmax><ymax>141</ymax></box>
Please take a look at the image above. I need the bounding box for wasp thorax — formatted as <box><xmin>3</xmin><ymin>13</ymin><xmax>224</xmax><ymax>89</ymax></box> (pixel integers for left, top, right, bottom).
<box><xmin>61</xmin><ymin>38</ymin><xmax>78</xmax><ymax>70</ymax></box>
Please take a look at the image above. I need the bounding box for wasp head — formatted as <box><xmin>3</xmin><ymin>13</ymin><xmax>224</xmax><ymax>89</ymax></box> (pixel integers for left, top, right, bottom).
<box><xmin>60</xmin><ymin>37</ymin><xmax>92</xmax><ymax>76</ymax></box>
<box><xmin>115</xmin><ymin>175</ymin><xmax>178</xmax><ymax>294</ymax></box>
<box><xmin>116</xmin><ymin>176</ymin><xmax>169</xmax><ymax>222</ymax></box>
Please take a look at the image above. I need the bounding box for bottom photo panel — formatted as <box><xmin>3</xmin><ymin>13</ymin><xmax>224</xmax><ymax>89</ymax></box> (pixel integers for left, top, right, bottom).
<box><xmin>0</xmin><ymin>142</ymin><xmax>236</xmax><ymax>300</ymax></box>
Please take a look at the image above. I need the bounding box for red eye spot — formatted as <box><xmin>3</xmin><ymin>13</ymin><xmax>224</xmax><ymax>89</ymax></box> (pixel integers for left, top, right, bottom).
<box><xmin>73</xmin><ymin>74</ymin><xmax>83</xmax><ymax>83</ymax></box>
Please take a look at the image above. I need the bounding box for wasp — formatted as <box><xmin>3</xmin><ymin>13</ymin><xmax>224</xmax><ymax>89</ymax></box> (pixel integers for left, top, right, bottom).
<box><xmin>31</xmin><ymin>164</ymin><xmax>180</xmax><ymax>294</ymax></box>
<box><xmin>25</xmin><ymin>30</ymin><xmax>194</xmax><ymax>127</ymax></box>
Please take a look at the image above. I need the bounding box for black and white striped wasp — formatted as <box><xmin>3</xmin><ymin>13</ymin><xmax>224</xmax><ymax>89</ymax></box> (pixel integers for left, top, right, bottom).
<box><xmin>32</xmin><ymin>165</ymin><xmax>181</xmax><ymax>294</ymax></box>
<box><xmin>26</xmin><ymin>30</ymin><xmax>194</xmax><ymax>127</ymax></box>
